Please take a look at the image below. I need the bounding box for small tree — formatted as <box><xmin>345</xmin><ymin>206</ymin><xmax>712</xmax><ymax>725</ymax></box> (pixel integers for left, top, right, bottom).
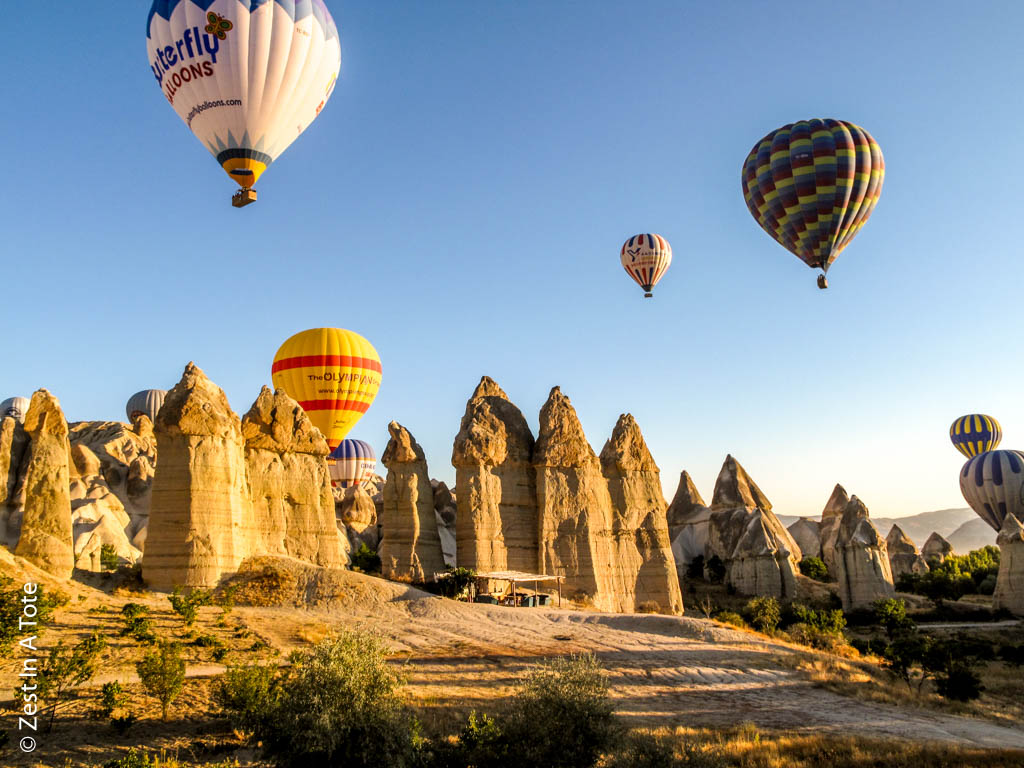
<box><xmin>873</xmin><ymin>598</ymin><xmax>913</xmax><ymax>639</ymax></box>
<box><xmin>0</xmin><ymin>577</ymin><xmax>64</xmax><ymax>656</ymax></box>
<box><xmin>215</xmin><ymin>664</ymin><xmax>281</xmax><ymax>735</ymax></box>
<box><xmin>136</xmin><ymin>641</ymin><xmax>186</xmax><ymax>721</ymax></box>
<box><xmin>167</xmin><ymin>586</ymin><xmax>213</xmax><ymax>627</ymax></box>
<box><xmin>99</xmin><ymin>681</ymin><xmax>125</xmax><ymax>718</ymax></box>
<box><xmin>498</xmin><ymin>654</ymin><xmax>617</xmax><ymax>768</ymax></box>
<box><xmin>33</xmin><ymin>631</ymin><xmax>107</xmax><ymax>731</ymax></box>
<box><xmin>745</xmin><ymin>597</ymin><xmax>781</xmax><ymax>633</ymax></box>
<box><xmin>260</xmin><ymin>631</ymin><xmax>419</xmax><ymax>768</ymax></box>
<box><xmin>798</xmin><ymin>556</ymin><xmax>828</xmax><ymax>582</ymax></box>
<box><xmin>351</xmin><ymin>543</ymin><xmax>382</xmax><ymax>574</ymax></box>
<box><xmin>100</xmin><ymin>544</ymin><xmax>120</xmax><ymax>572</ymax></box>
<box><xmin>439</xmin><ymin>567</ymin><xmax>476</xmax><ymax>599</ymax></box>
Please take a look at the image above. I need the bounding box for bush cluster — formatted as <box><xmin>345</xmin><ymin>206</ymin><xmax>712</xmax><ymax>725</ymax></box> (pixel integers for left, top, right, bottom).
<box><xmin>798</xmin><ymin>556</ymin><xmax>829</xmax><ymax>582</ymax></box>
<box><xmin>896</xmin><ymin>546</ymin><xmax>1000</xmax><ymax>603</ymax></box>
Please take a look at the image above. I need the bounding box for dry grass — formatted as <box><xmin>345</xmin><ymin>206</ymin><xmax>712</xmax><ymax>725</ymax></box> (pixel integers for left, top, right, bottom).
<box><xmin>631</xmin><ymin>724</ymin><xmax>1024</xmax><ymax>767</ymax></box>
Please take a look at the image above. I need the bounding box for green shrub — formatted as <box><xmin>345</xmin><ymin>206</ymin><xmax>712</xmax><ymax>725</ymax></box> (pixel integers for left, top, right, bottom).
<box><xmin>714</xmin><ymin>611</ymin><xmax>746</xmax><ymax>628</ymax></box>
<box><xmin>258</xmin><ymin>631</ymin><xmax>419</xmax><ymax>768</ymax></box>
<box><xmin>215</xmin><ymin>664</ymin><xmax>282</xmax><ymax>735</ymax></box>
<box><xmin>212</xmin><ymin>646</ymin><xmax>229</xmax><ymax>663</ymax></box>
<box><xmin>120</xmin><ymin>614</ymin><xmax>156</xmax><ymax>644</ymax></box>
<box><xmin>193</xmin><ymin>634</ymin><xmax>224</xmax><ymax>648</ymax></box>
<box><xmin>32</xmin><ymin>631</ymin><xmax>107</xmax><ymax>731</ymax></box>
<box><xmin>744</xmin><ymin>596</ymin><xmax>780</xmax><ymax>633</ymax></box>
<box><xmin>872</xmin><ymin>598</ymin><xmax>913</xmax><ymax>638</ymax></box>
<box><xmin>351</xmin><ymin>543</ymin><xmax>382</xmax><ymax>574</ymax></box>
<box><xmin>798</xmin><ymin>556</ymin><xmax>829</xmax><ymax>582</ymax></box>
<box><xmin>136</xmin><ymin>641</ymin><xmax>186</xmax><ymax>721</ymax></box>
<box><xmin>0</xmin><ymin>577</ymin><xmax>64</xmax><ymax>656</ymax></box>
<box><xmin>499</xmin><ymin>654</ymin><xmax>616</xmax><ymax>768</ymax></box>
<box><xmin>167</xmin><ymin>586</ymin><xmax>213</xmax><ymax>626</ymax></box>
<box><xmin>788</xmin><ymin>603</ymin><xmax>846</xmax><ymax>634</ymax></box>
<box><xmin>439</xmin><ymin>566</ymin><xmax>476</xmax><ymax>599</ymax></box>
<box><xmin>100</xmin><ymin>543</ymin><xmax>120</xmax><ymax>572</ymax></box>
<box><xmin>121</xmin><ymin>603</ymin><xmax>149</xmax><ymax>620</ymax></box>
<box><xmin>99</xmin><ymin>681</ymin><xmax>125</xmax><ymax>718</ymax></box>
<box><xmin>786</xmin><ymin>623</ymin><xmax>849</xmax><ymax>653</ymax></box>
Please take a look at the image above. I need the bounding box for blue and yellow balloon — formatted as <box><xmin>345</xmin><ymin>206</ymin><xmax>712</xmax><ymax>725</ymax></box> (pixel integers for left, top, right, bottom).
<box><xmin>950</xmin><ymin>414</ymin><xmax>1002</xmax><ymax>458</ymax></box>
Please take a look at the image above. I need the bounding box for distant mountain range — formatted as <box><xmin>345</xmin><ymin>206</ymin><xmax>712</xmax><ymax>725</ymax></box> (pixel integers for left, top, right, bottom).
<box><xmin>778</xmin><ymin>507</ymin><xmax>997</xmax><ymax>554</ymax></box>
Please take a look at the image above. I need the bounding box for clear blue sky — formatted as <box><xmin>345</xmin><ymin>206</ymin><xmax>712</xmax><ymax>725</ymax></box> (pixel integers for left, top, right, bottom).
<box><xmin>2</xmin><ymin>1</ymin><xmax>1022</xmax><ymax>518</ymax></box>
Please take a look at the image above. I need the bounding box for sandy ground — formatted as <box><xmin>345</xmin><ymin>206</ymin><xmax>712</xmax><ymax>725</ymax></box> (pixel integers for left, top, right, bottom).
<box><xmin>4</xmin><ymin>553</ymin><xmax>1024</xmax><ymax>756</ymax></box>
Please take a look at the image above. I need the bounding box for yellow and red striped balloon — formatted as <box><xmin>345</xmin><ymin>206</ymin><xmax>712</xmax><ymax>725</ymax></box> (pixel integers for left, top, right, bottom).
<box><xmin>271</xmin><ymin>328</ymin><xmax>382</xmax><ymax>450</ymax></box>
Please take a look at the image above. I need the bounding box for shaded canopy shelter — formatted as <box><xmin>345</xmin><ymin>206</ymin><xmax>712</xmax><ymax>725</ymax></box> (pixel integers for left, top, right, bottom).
<box><xmin>474</xmin><ymin>570</ymin><xmax>565</xmax><ymax>607</ymax></box>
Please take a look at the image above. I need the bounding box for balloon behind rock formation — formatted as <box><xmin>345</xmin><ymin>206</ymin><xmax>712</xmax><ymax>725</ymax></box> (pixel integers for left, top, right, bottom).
<box><xmin>0</xmin><ymin>396</ymin><xmax>30</xmax><ymax>423</ymax></box>
<box><xmin>271</xmin><ymin>327</ymin><xmax>382</xmax><ymax>451</ymax></box>
<box><xmin>329</xmin><ymin>439</ymin><xmax>376</xmax><ymax>488</ymax></box>
<box><xmin>959</xmin><ymin>449</ymin><xmax>1024</xmax><ymax>531</ymax></box>
<box><xmin>126</xmin><ymin>389</ymin><xmax>168</xmax><ymax>423</ymax></box>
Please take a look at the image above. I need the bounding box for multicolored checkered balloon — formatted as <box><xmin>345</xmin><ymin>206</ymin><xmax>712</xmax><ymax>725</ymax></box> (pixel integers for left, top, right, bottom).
<box><xmin>741</xmin><ymin>119</ymin><xmax>884</xmax><ymax>285</ymax></box>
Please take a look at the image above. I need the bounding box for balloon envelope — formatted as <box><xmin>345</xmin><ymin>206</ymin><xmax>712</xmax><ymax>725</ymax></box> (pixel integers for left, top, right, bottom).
<box><xmin>271</xmin><ymin>328</ymin><xmax>381</xmax><ymax>450</ymax></box>
<box><xmin>950</xmin><ymin>414</ymin><xmax>1002</xmax><ymax>458</ymax></box>
<box><xmin>126</xmin><ymin>390</ymin><xmax>168</xmax><ymax>423</ymax></box>
<box><xmin>146</xmin><ymin>0</ymin><xmax>341</xmax><ymax>191</ymax></box>
<box><xmin>329</xmin><ymin>439</ymin><xmax>377</xmax><ymax>488</ymax></box>
<box><xmin>620</xmin><ymin>234</ymin><xmax>671</xmax><ymax>297</ymax></box>
<box><xmin>741</xmin><ymin>119</ymin><xmax>884</xmax><ymax>276</ymax></box>
<box><xmin>0</xmin><ymin>397</ymin><xmax>30</xmax><ymax>423</ymax></box>
<box><xmin>959</xmin><ymin>450</ymin><xmax>1024</xmax><ymax>532</ymax></box>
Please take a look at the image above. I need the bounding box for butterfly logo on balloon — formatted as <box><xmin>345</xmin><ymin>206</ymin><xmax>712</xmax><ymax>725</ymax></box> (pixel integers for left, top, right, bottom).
<box><xmin>205</xmin><ymin>12</ymin><xmax>233</xmax><ymax>40</ymax></box>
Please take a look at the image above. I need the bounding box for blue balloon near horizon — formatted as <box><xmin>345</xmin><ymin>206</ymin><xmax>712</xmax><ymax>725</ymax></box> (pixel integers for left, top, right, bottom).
<box><xmin>126</xmin><ymin>389</ymin><xmax>167</xmax><ymax>424</ymax></box>
<box><xmin>329</xmin><ymin>439</ymin><xmax>377</xmax><ymax>489</ymax></box>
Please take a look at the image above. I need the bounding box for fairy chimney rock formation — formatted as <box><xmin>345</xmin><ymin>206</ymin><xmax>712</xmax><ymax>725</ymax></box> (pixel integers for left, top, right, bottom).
<box><xmin>994</xmin><ymin>514</ymin><xmax>1024</xmax><ymax>616</ymax></box>
<box><xmin>819</xmin><ymin>483</ymin><xmax>850</xmax><ymax>572</ymax></box>
<box><xmin>144</xmin><ymin>363</ymin><xmax>255</xmax><ymax>591</ymax></box>
<box><xmin>706</xmin><ymin>456</ymin><xmax>801</xmax><ymax>598</ymax></box>
<box><xmin>832</xmin><ymin>496</ymin><xmax>894</xmax><ymax>609</ymax></box>
<box><xmin>1</xmin><ymin>415</ymin><xmax>29</xmax><ymax>546</ymax></box>
<box><xmin>600</xmin><ymin>413</ymin><xmax>684</xmax><ymax>614</ymax></box>
<box><xmin>380</xmin><ymin>421</ymin><xmax>445</xmax><ymax>581</ymax></box>
<box><xmin>886</xmin><ymin>524</ymin><xmax>928</xmax><ymax>579</ymax></box>
<box><xmin>922</xmin><ymin>532</ymin><xmax>954</xmax><ymax>564</ymax></box>
<box><xmin>787</xmin><ymin>518</ymin><xmax>822</xmax><ymax>560</ymax></box>
<box><xmin>241</xmin><ymin>387</ymin><xmax>345</xmax><ymax>568</ymax></box>
<box><xmin>451</xmin><ymin>376</ymin><xmax>537</xmax><ymax>573</ymax></box>
<box><xmin>666</xmin><ymin>471</ymin><xmax>711</xmax><ymax>570</ymax></box>
<box><xmin>14</xmin><ymin>390</ymin><xmax>75</xmax><ymax>577</ymax></box>
<box><xmin>534</xmin><ymin>387</ymin><xmax>627</xmax><ymax>611</ymax></box>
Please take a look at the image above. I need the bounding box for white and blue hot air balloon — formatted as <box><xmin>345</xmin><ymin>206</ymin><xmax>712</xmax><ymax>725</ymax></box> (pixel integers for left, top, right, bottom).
<box><xmin>1</xmin><ymin>397</ymin><xmax>30</xmax><ymax>423</ymax></box>
<box><xmin>329</xmin><ymin>439</ymin><xmax>376</xmax><ymax>489</ymax></box>
<box><xmin>126</xmin><ymin>390</ymin><xmax>168</xmax><ymax>424</ymax></box>
<box><xmin>146</xmin><ymin>0</ymin><xmax>341</xmax><ymax>206</ymax></box>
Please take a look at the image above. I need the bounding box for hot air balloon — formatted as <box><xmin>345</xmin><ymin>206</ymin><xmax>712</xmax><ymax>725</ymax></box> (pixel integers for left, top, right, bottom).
<box><xmin>741</xmin><ymin>119</ymin><xmax>884</xmax><ymax>288</ymax></box>
<box><xmin>271</xmin><ymin>328</ymin><xmax>381</xmax><ymax>450</ymax></box>
<box><xmin>950</xmin><ymin>414</ymin><xmax>1002</xmax><ymax>458</ymax></box>
<box><xmin>126</xmin><ymin>389</ymin><xmax>168</xmax><ymax>424</ymax></box>
<box><xmin>960</xmin><ymin>450</ymin><xmax>1024</xmax><ymax>531</ymax></box>
<box><xmin>329</xmin><ymin>439</ymin><xmax>377</xmax><ymax>488</ymax></box>
<box><xmin>1</xmin><ymin>397</ymin><xmax>30</xmax><ymax>423</ymax></box>
<box><xmin>146</xmin><ymin>0</ymin><xmax>341</xmax><ymax>207</ymax></box>
<box><xmin>620</xmin><ymin>234</ymin><xmax>671</xmax><ymax>298</ymax></box>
